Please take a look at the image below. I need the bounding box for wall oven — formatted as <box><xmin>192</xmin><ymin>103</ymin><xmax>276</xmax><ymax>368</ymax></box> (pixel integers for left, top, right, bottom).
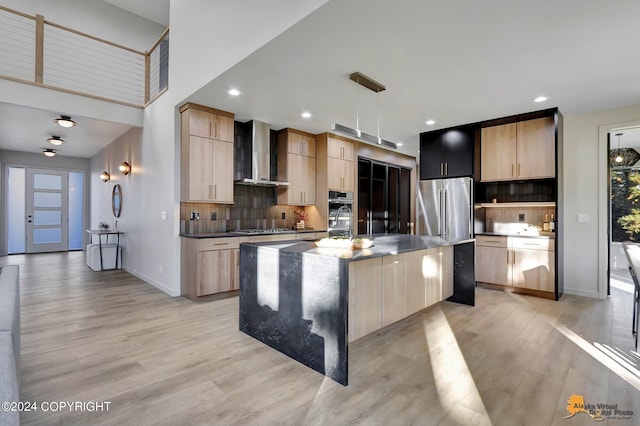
<box><xmin>328</xmin><ymin>191</ymin><xmax>353</xmax><ymax>237</ymax></box>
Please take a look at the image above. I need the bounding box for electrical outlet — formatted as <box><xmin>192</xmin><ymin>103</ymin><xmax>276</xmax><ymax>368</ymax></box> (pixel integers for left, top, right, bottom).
<box><xmin>281</xmin><ymin>211</ymin><xmax>286</xmax><ymax>220</ymax></box>
<box><xmin>211</xmin><ymin>212</ymin><xmax>217</xmax><ymax>220</ymax></box>
<box><xmin>190</xmin><ymin>211</ymin><xmax>200</xmax><ymax>220</ymax></box>
<box><xmin>519</xmin><ymin>213</ymin><xmax>525</xmax><ymax>222</ymax></box>
<box><xmin>577</xmin><ymin>213</ymin><xmax>590</xmax><ymax>223</ymax></box>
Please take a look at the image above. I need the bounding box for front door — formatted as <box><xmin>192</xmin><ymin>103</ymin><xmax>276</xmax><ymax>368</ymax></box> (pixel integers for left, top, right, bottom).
<box><xmin>25</xmin><ymin>168</ymin><xmax>69</xmax><ymax>253</ymax></box>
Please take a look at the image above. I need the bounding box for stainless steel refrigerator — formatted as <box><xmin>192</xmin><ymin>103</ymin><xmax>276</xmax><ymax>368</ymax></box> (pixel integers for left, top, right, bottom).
<box><xmin>417</xmin><ymin>177</ymin><xmax>473</xmax><ymax>239</ymax></box>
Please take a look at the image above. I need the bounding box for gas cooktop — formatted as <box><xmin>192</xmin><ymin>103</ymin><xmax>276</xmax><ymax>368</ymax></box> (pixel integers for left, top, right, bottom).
<box><xmin>230</xmin><ymin>228</ymin><xmax>294</xmax><ymax>235</ymax></box>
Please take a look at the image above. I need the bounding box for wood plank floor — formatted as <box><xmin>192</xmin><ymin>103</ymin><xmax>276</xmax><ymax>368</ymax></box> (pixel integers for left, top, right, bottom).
<box><xmin>2</xmin><ymin>252</ymin><xmax>639</xmax><ymax>425</ymax></box>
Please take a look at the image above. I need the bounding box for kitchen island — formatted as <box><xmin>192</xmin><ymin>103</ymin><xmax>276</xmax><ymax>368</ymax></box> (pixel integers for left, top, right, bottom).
<box><xmin>239</xmin><ymin>234</ymin><xmax>475</xmax><ymax>385</ymax></box>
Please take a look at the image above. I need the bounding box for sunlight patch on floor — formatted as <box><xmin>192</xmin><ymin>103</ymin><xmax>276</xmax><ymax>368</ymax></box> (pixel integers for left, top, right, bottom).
<box><xmin>424</xmin><ymin>307</ymin><xmax>491</xmax><ymax>424</ymax></box>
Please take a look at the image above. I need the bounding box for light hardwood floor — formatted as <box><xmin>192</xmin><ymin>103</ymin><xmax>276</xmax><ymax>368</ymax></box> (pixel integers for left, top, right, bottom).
<box><xmin>2</xmin><ymin>252</ymin><xmax>639</xmax><ymax>425</ymax></box>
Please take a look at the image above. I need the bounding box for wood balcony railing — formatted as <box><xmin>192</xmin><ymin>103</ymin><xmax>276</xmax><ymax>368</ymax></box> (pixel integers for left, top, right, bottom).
<box><xmin>0</xmin><ymin>5</ymin><xmax>168</xmax><ymax>108</ymax></box>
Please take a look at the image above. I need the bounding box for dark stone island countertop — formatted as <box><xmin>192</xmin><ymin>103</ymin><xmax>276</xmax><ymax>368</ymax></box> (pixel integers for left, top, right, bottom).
<box><xmin>180</xmin><ymin>229</ymin><xmax>324</xmax><ymax>238</ymax></box>
<box><xmin>241</xmin><ymin>234</ymin><xmax>474</xmax><ymax>262</ymax></box>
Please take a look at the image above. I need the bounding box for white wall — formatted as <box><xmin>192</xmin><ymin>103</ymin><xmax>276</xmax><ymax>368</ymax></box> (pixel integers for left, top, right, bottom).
<box><xmin>562</xmin><ymin>104</ymin><xmax>640</xmax><ymax>298</ymax></box>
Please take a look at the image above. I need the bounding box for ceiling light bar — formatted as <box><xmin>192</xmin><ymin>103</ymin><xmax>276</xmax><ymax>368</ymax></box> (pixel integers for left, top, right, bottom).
<box><xmin>332</xmin><ymin>123</ymin><xmax>397</xmax><ymax>150</ymax></box>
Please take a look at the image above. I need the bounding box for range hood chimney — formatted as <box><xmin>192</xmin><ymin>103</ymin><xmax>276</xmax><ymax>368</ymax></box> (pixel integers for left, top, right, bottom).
<box><xmin>235</xmin><ymin>120</ymin><xmax>290</xmax><ymax>187</ymax></box>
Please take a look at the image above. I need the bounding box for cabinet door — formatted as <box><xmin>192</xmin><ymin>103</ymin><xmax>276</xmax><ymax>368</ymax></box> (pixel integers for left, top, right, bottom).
<box><xmin>441</xmin><ymin>246</ymin><xmax>454</xmax><ymax>300</ymax></box>
<box><xmin>188</xmin><ymin>109</ymin><xmax>213</xmax><ymax>138</ymax></box>
<box><xmin>328</xmin><ymin>138</ymin><xmax>354</xmax><ymax>161</ymax></box>
<box><xmin>213</xmin><ymin>114</ymin><xmax>234</xmax><ymax>143</ymax></box>
<box><xmin>198</xmin><ymin>249</ymin><xmax>233</xmax><ymax>295</ymax></box>
<box><xmin>211</xmin><ymin>140</ymin><xmax>234</xmax><ymax>203</ymax></box>
<box><xmin>424</xmin><ymin>247</ymin><xmax>443</xmax><ymax>306</ymax></box>
<box><xmin>287</xmin><ymin>133</ymin><xmax>316</xmax><ymax>157</ymax></box>
<box><xmin>476</xmin><ymin>245</ymin><xmax>510</xmax><ymax>285</ymax></box>
<box><xmin>481</xmin><ymin>123</ymin><xmax>517</xmax><ymax>181</ymax></box>
<box><xmin>382</xmin><ymin>254</ymin><xmax>408</xmax><ymax>326</ymax></box>
<box><xmin>419</xmin><ymin>132</ymin><xmax>445</xmax><ymax>180</ymax></box>
<box><xmin>512</xmin><ymin>248</ymin><xmax>555</xmax><ymax>292</ymax></box>
<box><xmin>516</xmin><ymin>117</ymin><xmax>555</xmax><ymax>179</ymax></box>
<box><xmin>442</xmin><ymin>126</ymin><xmax>475</xmax><ymax>178</ymax></box>
<box><xmin>231</xmin><ymin>248</ymin><xmax>240</xmax><ymax>290</ymax></box>
<box><xmin>328</xmin><ymin>157</ymin><xmax>354</xmax><ymax>191</ymax></box>
<box><xmin>406</xmin><ymin>250</ymin><xmax>428</xmax><ymax>315</ymax></box>
<box><xmin>301</xmin><ymin>155</ymin><xmax>316</xmax><ymax>205</ymax></box>
<box><xmin>188</xmin><ymin>136</ymin><xmax>214</xmax><ymax>201</ymax></box>
<box><xmin>348</xmin><ymin>258</ymin><xmax>383</xmax><ymax>342</ymax></box>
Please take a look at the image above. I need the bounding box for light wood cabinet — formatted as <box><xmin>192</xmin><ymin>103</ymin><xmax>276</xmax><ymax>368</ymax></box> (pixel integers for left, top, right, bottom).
<box><xmin>187</xmin><ymin>107</ymin><xmax>234</xmax><ymax>142</ymax></box>
<box><xmin>180</xmin><ymin>103</ymin><xmax>235</xmax><ymax>203</ymax></box>
<box><xmin>382</xmin><ymin>254</ymin><xmax>409</xmax><ymax>326</ymax></box>
<box><xmin>277</xmin><ymin>129</ymin><xmax>317</xmax><ymax>206</ymax></box>
<box><xmin>476</xmin><ymin>235</ymin><xmax>554</xmax><ymax>293</ymax></box>
<box><xmin>327</xmin><ymin>137</ymin><xmax>355</xmax><ymax>192</ymax></box>
<box><xmin>181</xmin><ymin>237</ymin><xmax>243</xmax><ymax>300</ymax></box>
<box><xmin>480</xmin><ymin>117</ymin><xmax>555</xmax><ymax>182</ymax></box>
<box><xmin>441</xmin><ymin>246</ymin><xmax>454</xmax><ymax>300</ymax></box>
<box><xmin>348</xmin><ymin>258</ymin><xmax>383</xmax><ymax>342</ymax></box>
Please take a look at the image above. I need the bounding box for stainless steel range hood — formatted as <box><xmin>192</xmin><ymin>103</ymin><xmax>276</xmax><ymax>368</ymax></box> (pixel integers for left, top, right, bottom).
<box><xmin>235</xmin><ymin>120</ymin><xmax>290</xmax><ymax>187</ymax></box>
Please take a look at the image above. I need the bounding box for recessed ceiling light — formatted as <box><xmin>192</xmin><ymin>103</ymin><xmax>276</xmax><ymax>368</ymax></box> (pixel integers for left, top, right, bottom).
<box><xmin>42</xmin><ymin>148</ymin><xmax>56</xmax><ymax>157</ymax></box>
<box><xmin>301</xmin><ymin>112</ymin><xmax>312</xmax><ymax>119</ymax></box>
<box><xmin>48</xmin><ymin>136</ymin><xmax>64</xmax><ymax>146</ymax></box>
<box><xmin>426</xmin><ymin>120</ymin><xmax>436</xmax><ymax>126</ymax></box>
<box><xmin>534</xmin><ymin>96</ymin><xmax>547</xmax><ymax>103</ymax></box>
<box><xmin>228</xmin><ymin>89</ymin><xmax>240</xmax><ymax>96</ymax></box>
<box><xmin>54</xmin><ymin>115</ymin><xmax>77</xmax><ymax>127</ymax></box>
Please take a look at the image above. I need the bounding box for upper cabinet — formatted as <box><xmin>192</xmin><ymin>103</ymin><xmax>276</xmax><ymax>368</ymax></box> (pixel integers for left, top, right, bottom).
<box><xmin>481</xmin><ymin>116</ymin><xmax>555</xmax><ymax>181</ymax></box>
<box><xmin>327</xmin><ymin>136</ymin><xmax>355</xmax><ymax>192</ymax></box>
<box><xmin>277</xmin><ymin>129</ymin><xmax>317</xmax><ymax>206</ymax></box>
<box><xmin>419</xmin><ymin>125</ymin><xmax>476</xmax><ymax>180</ymax></box>
<box><xmin>180</xmin><ymin>103</ymin><xmax>235</xmax><ymax>203</ymax></box>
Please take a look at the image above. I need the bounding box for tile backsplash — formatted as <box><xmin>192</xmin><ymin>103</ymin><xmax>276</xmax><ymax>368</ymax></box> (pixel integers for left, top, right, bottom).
<box><xmin>484</xmin><ymin>207</ymin><xmax>556</xmax><ymax>234</ymax></box>
<box><xmin>180</xmin><ymin>185</ymin><xmax>302</xmax><ymax>233</ymax></box>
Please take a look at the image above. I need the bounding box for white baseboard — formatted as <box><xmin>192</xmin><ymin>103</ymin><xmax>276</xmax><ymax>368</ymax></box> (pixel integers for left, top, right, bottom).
<box><xmin>562</xmin><ymin>287</ymin><xmax>602</xmax><ymax>299</ymax></box>
<box><xmin>123</xmin><ymin>265</ymin><xmax>180</xmax><ymax>297</ymax></box>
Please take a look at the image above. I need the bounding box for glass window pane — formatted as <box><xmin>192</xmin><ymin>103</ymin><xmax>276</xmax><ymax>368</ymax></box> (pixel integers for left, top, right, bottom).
<box><xmin>34</xmin><ymin>228</ymin><xmax>61</xmax><ymax>244</ymax></box>
<box><xmin>34</xmin><ymin>192</ymin><xmax>61</xmax><ymax>208</ymax></box>
<box><xmin>8</xmin><ymin>167</ymin><xmax>26</xmax><ymax>254</ymax></box>
<box><xmin>34</xmin><ymin>210</ymin><xmax>61</xmax><ymax>225</ymax></box>
<box><xmin>69</xmin><ymin>171</ymin><xmax>84</xmax><ymax>250</ymax></box>
<box><xmin>34</xmin><ymin>174</ymin><xmax>62</xmax><ymax>190</ymax></box>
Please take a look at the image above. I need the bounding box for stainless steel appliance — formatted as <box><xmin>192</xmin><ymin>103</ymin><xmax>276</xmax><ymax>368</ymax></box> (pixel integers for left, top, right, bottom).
<box><xmin>417</xmin><ymin>177</ymin><xmax>472</xmax><ymax>239</ymax></box>
<box><xmin>328</xmin><ymin>191</ymin><xmax>353</xmax><ymax>237</ymax></box>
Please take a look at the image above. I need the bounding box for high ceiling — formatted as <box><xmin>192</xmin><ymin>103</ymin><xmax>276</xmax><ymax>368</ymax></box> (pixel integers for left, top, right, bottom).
<box><xmin>2</xmin><ymin>0</ymin><xmax>640</xmax><ymax>159</ymax></box>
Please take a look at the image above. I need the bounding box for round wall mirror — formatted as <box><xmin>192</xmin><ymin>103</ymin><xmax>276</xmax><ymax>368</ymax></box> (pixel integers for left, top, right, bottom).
<box><xmin>112</xmin><ymin>184</ymin><xmax>122</xmax><ymax>218</ymax></box>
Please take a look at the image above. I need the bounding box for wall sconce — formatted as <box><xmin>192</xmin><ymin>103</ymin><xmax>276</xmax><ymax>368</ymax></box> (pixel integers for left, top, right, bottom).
<box><xmin>100</xmin><ymin>171</ymin><xmax>110</xmax><ymax>182</ymax></box>
<box><xmin>119</xmin><ymin>161</ymin><xmax>131</xmax><ymax>175</ymax></box>
<box><xmin>54</xmin><ymin>115</ymin><xmax>77</xmax><ymax>128</ymax></box>
<box><xmin>42</xmin><ymin>148</ymin><xmax>56</xmax><ymax>157</ymax></box>
<box><xmin>48</xmin><ymin>136</ymin><xmax>65</xmax><ymax>146</ymax></box>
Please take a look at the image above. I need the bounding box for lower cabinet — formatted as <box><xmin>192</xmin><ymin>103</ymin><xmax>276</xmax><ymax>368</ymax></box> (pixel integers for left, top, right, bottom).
<box><xmin>476</xmin><ymin>235</ymin><xmax>555</xmax><ymax>293</ymax></box>
<box><xmin>181</xmin><ymin>237</ymin><xmax>244</xmax><ymax>300</ymax></box>
<box><xmin>349</xmin><ymin>246</ymin><xmax>454</xmax><ymax>342</ymax></box>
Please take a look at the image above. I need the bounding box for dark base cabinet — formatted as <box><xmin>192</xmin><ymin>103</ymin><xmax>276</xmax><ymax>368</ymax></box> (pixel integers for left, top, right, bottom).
<box><xmin>448</xmin><ymin>241</ymin><xmax>475</xmax><ymax>306</ymax></box>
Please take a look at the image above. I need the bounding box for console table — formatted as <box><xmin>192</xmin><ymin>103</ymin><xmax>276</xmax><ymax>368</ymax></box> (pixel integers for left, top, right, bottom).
<box><xmin>86</xmin><ymin>230</ymin><xmax>124</xmax><ymax>271</ymax></box>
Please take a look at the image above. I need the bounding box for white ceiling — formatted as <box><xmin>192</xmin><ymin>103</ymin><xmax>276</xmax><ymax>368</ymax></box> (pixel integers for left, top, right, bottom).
<box><xmin>2</xmin><ymin>0</ymin><xmax>640</xmax><ymax>159</ymax></box>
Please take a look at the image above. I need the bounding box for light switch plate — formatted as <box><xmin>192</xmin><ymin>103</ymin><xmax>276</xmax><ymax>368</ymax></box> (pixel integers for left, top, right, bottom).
<box><xmin>161</xmin><ymin>211</ymin><xmax>167</xmax><ymax>221</ymax></box>
<box><xmin>577</xmin><ymin>213</ymin><xmax>590</xmax><ymax>223</ymax></box>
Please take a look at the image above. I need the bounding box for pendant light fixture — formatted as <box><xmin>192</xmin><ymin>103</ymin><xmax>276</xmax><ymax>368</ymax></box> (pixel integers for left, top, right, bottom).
<box><xmin>54</xmin><ymin>115</ymin><xmax>77</xmax><ymax>128</ymax></box>
<box><xmin>609</xmin><ymin>132</ymin><xmax>640</xmax><ymax>168</ymax></box>
<box><xmin>332</xmin><ymin>72</ymin><xmax>397</xmax><ymax>150</ymax></box>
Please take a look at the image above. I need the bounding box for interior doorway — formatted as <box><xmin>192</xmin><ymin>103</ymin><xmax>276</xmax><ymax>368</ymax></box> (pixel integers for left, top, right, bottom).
<box><xmin>608</xmin><ymin>127</ymin><xmax>640</xmax><ymax>296</ymax></box>
<box><xmin>7</xmin><ymin>166</ymin><xmax>84</xmax><ymax>254</ymax></box>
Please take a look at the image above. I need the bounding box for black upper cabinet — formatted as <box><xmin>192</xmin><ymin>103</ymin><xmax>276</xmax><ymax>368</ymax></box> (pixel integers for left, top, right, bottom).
<box><xmin>420</xmin><ymin>125</ymin><xmax>476</xmax><ymax>180</ymax></box>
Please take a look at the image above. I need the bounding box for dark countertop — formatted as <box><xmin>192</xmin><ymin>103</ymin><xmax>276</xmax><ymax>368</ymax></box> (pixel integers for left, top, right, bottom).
<box><xmin>475</xmin><ymin>232</ymin><xmax>555</xmax><ymax>239</ymax></box>
<box><xmin>180</xmin><ymin>229</ymin><xmax>325</xmax><ymax>238</ymax></box>
<box><xmin>241</xmin><ymin>234</ymin><xmax>474</xmax><ymax>261</ymax></box>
